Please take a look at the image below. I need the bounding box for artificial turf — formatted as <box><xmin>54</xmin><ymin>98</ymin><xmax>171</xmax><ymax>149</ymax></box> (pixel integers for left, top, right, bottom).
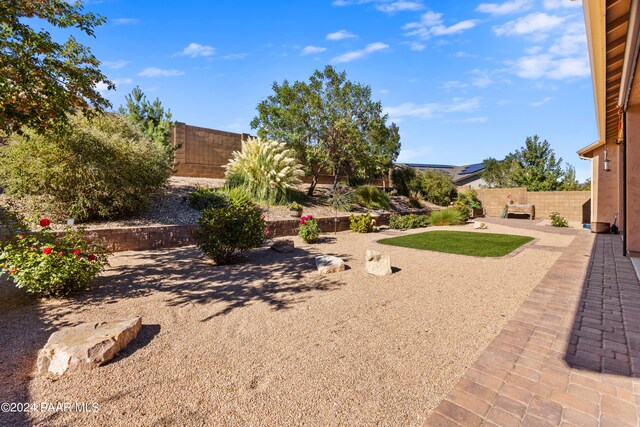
<box><xmin>378</xmin><ymin>230</ymin><xmax>534</xmax><ymax>257</ymax></box>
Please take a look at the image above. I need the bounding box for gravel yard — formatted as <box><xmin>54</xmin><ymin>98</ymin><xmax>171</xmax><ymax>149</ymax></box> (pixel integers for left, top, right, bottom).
<box><xmin>0</xmin><ymin>223</ymin><xmax>574</xmax><ymax>426</ymax></box>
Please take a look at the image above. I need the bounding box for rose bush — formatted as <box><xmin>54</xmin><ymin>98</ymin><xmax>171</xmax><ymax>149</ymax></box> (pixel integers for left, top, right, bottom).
<box><xmin>0</xmin><ymin>218</ymin><xmax>110</xmax><ymax>297</ymax></box>
<box><xmin>298</xmin><ymin>215</ymin><xmax>320</xmax><ymax>243</ymax></box>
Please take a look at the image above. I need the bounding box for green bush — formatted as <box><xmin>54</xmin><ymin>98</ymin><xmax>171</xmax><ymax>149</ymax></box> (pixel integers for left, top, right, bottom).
<box><xmin>389</xmin><ymin>214</ymin><xmax>430</xmax><ymax>230</ymax></box>
<box><xmin>224</xmin><ymin>137</ymin><xmax>304</xmax><ymax>205</ymax></box>
<box><xmin>408</xmin><ymin>190</ymin><xmax>424</xmax><ymax>209</ymax></box>
<box><xmin>298</xmin><ymin>215</ymin><xmax>320</xmax><ymax>243</ymax></box>
<box><xmin>550</xmin><ymin>212</ymin><xmax>568</xmax><ymax>227</ymax></box>
<box><xmin>0</xmin><ymin>113</ymin><xmax>171</xmax><ymax>222</ymax></box>
<box><xmin>415</xmin><ymin>169</ymin><xmax>457</xmax><ymax>206</ymax></box>
<box><xmin>0</xmin><ymin>217</ymin><xmax>109</xmax><ymax>297</ymax></box>
<box><xmin>428</xmin><ymin>208</ymin><xmax>464</xmax><ymax>226</ymax></box>
<box><xmin>457</xmin><ymin>188</ymin><xmax>482</xmax><ymax>209</ymax></box>
<box><xmin>187</xmin><ymin>187</ymin><xmax>228</xmax><ymax>211</ymax></box>
<box><xmin>288</xmin><ymin>201</ymin><xmax>303</xmax><ymax>211</ymax></box>
<box><xmin>391</xmin><ymin>167</ymin><xmax>417</xmax><ymax>196</ymax></box>
<box><xmin>354</xmin><ymin>185</ymin><xmax>391</xmax><ymax>210</ymax></box>
<box><xmin>350</xmin><ymin>212</ymin><xmax>376</xmax><ymax>233</ymax></box>
<box><xmin>326</xmin><ymin>185</ymin><xmax>353</xmax><ymax>212</ymax></box>
<box><xmin>452</xmin><ymin>201</ymin><xmax>471</xmax><ymax>222</ymax></box>
<box><xmin>194</xmin><ymin>204</ymin><xmax>267</xmax><ymax>265</ymax></box>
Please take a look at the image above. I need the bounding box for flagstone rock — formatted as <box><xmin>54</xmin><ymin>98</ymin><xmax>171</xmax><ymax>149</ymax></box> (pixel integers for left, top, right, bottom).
<box><xmin>36</xmin><ymin>317</ymin><xmax>142</xmax><ymax>378</ymax></box>
<box><xmin>315</xmin><ymin>255</ymin><xmax>345</xmax><ymax>274</ymax></box>
<box><xmin>473</xmin><ymin>222</ymin><xmax>488</xmax><ymax>229</ymax></box>
<box><xmin>270</xmin><ymin>239</ymin><xmax>295</xmax><ymax>253</ymax></box>
<box><xmin>365</xmin><ymin>249</ymin><xmax>392</xmax><ymax>276</ymax></box>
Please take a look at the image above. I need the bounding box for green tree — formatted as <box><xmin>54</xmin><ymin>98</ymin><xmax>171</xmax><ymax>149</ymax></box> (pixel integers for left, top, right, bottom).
<box><xmin>482</xmin><ymin>136</ymin><xmax>565</xmax><ymax>191</ymax></box>
<box><xmin>118</xmin><ymin>86</ymin><xmax>175</xmax><ymax>159</ymax></box>
<box><xmin>250</xmin><ymin>65</ymin><xmax>400</xmax><ymax>195</ymax></box>
<box><xmin>416</xmin><ymin>169</ymin><xmax>457</xmax><ymax>206</ymax></box>
<box><xmin>0</xmin><ymin>0</ymin><xmax>113</xmax><ymax>134</ymax></box>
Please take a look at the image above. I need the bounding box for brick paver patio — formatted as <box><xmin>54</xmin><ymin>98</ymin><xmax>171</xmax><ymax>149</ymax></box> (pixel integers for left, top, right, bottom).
<box><xmin>426</xmin><ymin>227</ymin><xmax>640</xmax><ymax>426</ymax></box>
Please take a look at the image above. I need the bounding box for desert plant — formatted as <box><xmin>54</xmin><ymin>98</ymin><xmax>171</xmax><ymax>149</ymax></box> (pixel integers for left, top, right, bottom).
<box><xmin>194</xmin><ymin>204</ymin><xmax>267</xmax><ymax>265</ymax></box>
<box><xmin>298</xmin><ymin>215</ymin><xmax>320</xmax><ymax>243</ymax></box>
<box><xmin>389</xmin><ymin>214</ymin><xmax>430</xmax><ymax>230</ymax></box>
<box><xmin>0</xmin><ymin>217</ymin><xmax>109</xmax><ymax>297</ymax></box>
<box><xmin>354</xmin><ymin>185</ymin><xmax>391</xmax><ymax>210</ymax></box>
<box><xmin>187</xmin><ymin>187</ymin><xmax>228</xmax><ymax>211</ymax></box>
<box><xmin>457</xmin><ymin>189</ymin><xmax>482</xmax><ymax>209</ymax></box>
<box><xmin>0</xmin><ymin>113</ymin><xmax>171</xmax><ymax>222</ymax></box>
<box><xmin>217</xmin><ymin>187</ymin><xmax>255</xmax><ymax>208</ymax></box>
<box><xmin>288</xmin><ymin>201</ymin><xmax>303</xmax><ymax>211</ymax></box>
<box><xmin>415</xmin><ymin>169</ymin><xmax>457</xmax><ymax>206</ymax></box>
<box><xmin>452</xmin><ymin>201</ymin><xmax>471</xmax><ymax>222</ymax></box>
<box><xmin>408</xmin><ymin>190</ymin><xmax>424</xmax><ymax>209</ymax></box>
<box><xmin>350</xmin><ymin>212</ymin><xmax>376</xmax><ymax>233</ymax></box>
<box><xmin>326</xmin><ymin>184</ymin><xmax>353</xmax><ymax>233</ymax></box>
<box><xmin>224</xmin><ymin>137</ymin><xmax>304</xmax><ymax>205</ymax></box>
<box><xmin>550</xmin><ymin>212</ymin><xmax>568</xmax><ymax>227</ymax></box>
<box><xmin>428</xmin><ymin>208</ymin><xmax>464</xmax><ymax>226</ymax></box>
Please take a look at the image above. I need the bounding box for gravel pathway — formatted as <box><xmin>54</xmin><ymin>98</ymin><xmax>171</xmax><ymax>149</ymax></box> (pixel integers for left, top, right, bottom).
<box><xmin>0</xmin><ymin>223</ymin><xmax>576</xmax><ymax>426</ymax></box>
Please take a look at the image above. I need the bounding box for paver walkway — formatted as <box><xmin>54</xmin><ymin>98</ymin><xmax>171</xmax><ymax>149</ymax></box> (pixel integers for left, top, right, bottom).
<box><xmin>426</xmin><ymin>228</ymin><xmax>640</xmax><ymax>426</ymax></box>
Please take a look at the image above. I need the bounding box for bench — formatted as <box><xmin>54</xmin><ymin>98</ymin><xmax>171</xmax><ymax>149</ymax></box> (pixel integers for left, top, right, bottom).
<box><xmin>505</xmin><ymin>204</ymin><xmax>535</xmax><ymax>220</ymax></box>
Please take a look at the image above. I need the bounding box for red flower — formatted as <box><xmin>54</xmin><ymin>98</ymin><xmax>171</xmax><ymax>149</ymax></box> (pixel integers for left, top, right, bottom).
<box><xmin>261</xmin><ymin>214</ymin><xmax>266</xmax><ymax>219</ymax></box>
<box><xmin>39</xmin><ymin>218</ymin><xmax>50</xmax><ymax>227</ymax></box>
<box><xmin>265</xmin><ymin>227</ymin><xmax>271</xmax><ymax>235</ymax></box>
<box><xmin>73</xmin><ymin>249</ymin><xmax>81</xmax><ymax>256</ymax></box>
<box><xmin>18</xmin><ymin>234</ymin><xmax>25</xmax><ymax>239</ymax></box>
<box><xmin>9</xmin><ymin>268</ymin><xmax>17</xmax><ymax>275</ymax></box>
<box><xmin>88</xmin><ymin>254</ymin><xmax>96</xmax><ymax>262</ymax></box>
<box><xmin>42</xmin><ymin>247</ymin><xmax>52</xmax><ymax>255</ymax></box>
<box><xmin>57</xmin><ymin>251</ymin><xmax>63</xmax><ymax>256</ymax></box>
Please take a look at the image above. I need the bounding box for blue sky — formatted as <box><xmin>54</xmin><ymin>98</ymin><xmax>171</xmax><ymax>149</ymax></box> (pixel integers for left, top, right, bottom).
<box><xmin>80</xmin><ymin>0</ymin><xmax>594</xmax><ymax>181</ymax></box>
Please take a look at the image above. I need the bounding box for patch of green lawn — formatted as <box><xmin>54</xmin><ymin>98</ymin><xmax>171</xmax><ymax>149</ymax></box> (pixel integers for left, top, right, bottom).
<box><xmin>378</xmin><ymin>230</ymin><xmax>534</xmax><ymax>257</ymax></box>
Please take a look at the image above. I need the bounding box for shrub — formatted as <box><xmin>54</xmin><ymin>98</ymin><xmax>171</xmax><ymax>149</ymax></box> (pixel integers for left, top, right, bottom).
<box><xmin>428</xmin><ymin>208</ymin><xmax>464</xmax><ymax>226</ymax></box>
<box><xmin>457</xmin><ymin>188</ymin><xmax>482</xmax><ymax>209</ymax></box>
<box><xmin>354</xmin><ymin>185</ymin><xmax>391</xmax><ymax>210</ymax></box>
<box><xmin>288</xmin><ymin>201</ymin><xmax>303</xmax><ymax>211</ymax></box>
<box><xmin>326</xmin><ymin>185</ymin><xmax>353</xmax><ymax>212</ymax></box>
<box><xmin>350</xmin><ymin>212</ymin><xmax>376</xmax><ymax>233</ymax></box>
<box><xmin>217</xmin><ymin>187</ymin><xmax>255</xmax><ymax>208</ymax></box>
<box><xmin>224</xmin><ymin>137</ymin><xmax>305</xmax><ymax>204</ymax></box>
<box><xmin>298</xmin><ymin>215</ymin><xmax>320</xmax><ymax>243</ymax></box>
<box><xmin>550</xmin><ymin>212</ymin><xmax>568</xmax><ymax>227</ymax></box>
<box><xmin>0</xmin><ymin>218</ymin><xmax>109</xmax><ymax>297</ymax></box>
<box><xmin>187</xmin><ymin>187</ymin><xmax>228</xmax><ymax>211</ymax></box>
<box><xmin>0</xmin><ymin>113</ymin><xmax>171</xmax><ymax>222</ymax></box>
<box><xmin>415</xmin><ymin>169</ymin><xmax>457</xmax><ymax>206</ymax></box>
<box><xmin>452</xmin><ymin>201</ymin><xmax>471</xmax><ymax>222</ymax></box>
<box><xmin>194</xmin><ymin>204</ymin><xmax>267</xmax><ymax>265</ymax></box>
<box><xmin>391</xmin><ymin>167</ymin><xmax>417</xmax><ymax>196</ymax></box>
<box><xmin>389</xmin><ymin>214</ymin><xmax>430</xmax><ymax>230</ymax></box>
<box><xmin>408</xmin><ymin>190</ymin><xmax>424</xmax><ymax>209</ymax></box>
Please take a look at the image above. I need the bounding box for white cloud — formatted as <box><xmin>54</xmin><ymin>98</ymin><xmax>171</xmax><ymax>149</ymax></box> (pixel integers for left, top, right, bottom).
<box><xmin>113</xmin><ymin>18</ymin><xmax>139</xmax><ymax>26</ymax></box>
<box><xmin>326</xmin><ymin>29</ymin><xmax>357</xmax><ymax>40</ymax></box>
<box><xmin>175</xmin><ymin>43</ymin><xmax>215</xmax><ymax>58</ymax></box>
<box><xmin>138</xmin><ymin>67</ymin><xmax>184</xmax><ymax>77</ymax></box>
<box><xmin>376</xmin><ymin>1</ymin><xmax>424</xmax><ymax>13</ymax></box>
<box><xmin>531</xmin><ymin>96</ymin><xmax>553</xmax><ymax>107</ymax></box>
<box><xmin>440</xmin><ymin>80</ymin><xmax>468</xmax><ymax>90</ymax></box>
<box><xmin>493</xmin><ymin>13</ymin><xmax>565</xmax><ymax>38</ymax></box>
<box><xmin>476</xmin><ymin>0</ymin><xmax>533</xmax><ymax>15</ymax></box>
<box><xmin>512</xmin><ymin>54</ymin><xmax>589</xmax><ymax>79</ymax></box>
<box><xmin>453</xmin><ymin>51</ymin><xmax>478</xmax><ymax>58</ymax></box>
<box><xmin>543</xmin><ymin>0</ymin><xmax>582</xmax><ymax>10</ymax></box>
<box><xmin>113</xmin><ymin>78</ymin><xmax>133</xmax><ymax>85</ymax></box>
<box><xmin>331</xmin><ymin>42</ymin><xmax>389</xmax><ymax>63</ymax></box>
<box><xmin>397</xmin><ymin>146</ymin><xmax>434</xmax><ymax>162</ymax></box>
<box><xmin>404</xmin><ymin>12</ymin><xmax>478</xmax><ymax>39</ymax></box>
<box><xmin>95</xmin><ymin>82</ymin><xmax>111</xmax><ymax>93</ymax></box>
<box><xmin>409</xmin><ymin>41</ymin><xmax>426</xmax><ymax>51</ymax></box>
<box><xmin>385</xmin><ymin>97</ymin><xmax>481</xmax><ymax>120</ymax></box>
<box><xmin>102</xmin><ymin>60</ymin><xmax>130</xmax><ymax>70</ymax></box>
<box><xmin>470</xmin><ymin>70</ymin><xmax>493</xmax><ymax>88</ymax></box>
<box><xmin>223</xmin><ymin>53</ymin><xmax>248</xmax><ymax>60</ymax></box>
<box><xmin>549</xmin><ymin>33</ymin><xmax>586</xmax><ymax>56</ymax></box>
<box><xmin>302</xmin><ymin>45</ymin><xmax>327</xmax><ymax>55</ymax></box>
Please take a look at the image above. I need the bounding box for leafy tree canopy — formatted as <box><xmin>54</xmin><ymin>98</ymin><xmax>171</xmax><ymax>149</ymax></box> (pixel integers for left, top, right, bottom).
<box><xmin>0</xmin><ymin>0</ymin><xmax>113</xmax><ymax>134</ymax></box>
<box><xmin>250</xmin><ymin>65</ymin><xmax>400</xmax><ymax>195</ymax></box>
<box><xmin>482</xmin><ymin>135</ymin><xmax>567</xmax><ymax>191</ymax></box>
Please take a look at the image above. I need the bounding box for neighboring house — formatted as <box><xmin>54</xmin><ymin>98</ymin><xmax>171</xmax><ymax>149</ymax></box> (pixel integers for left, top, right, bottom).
<box><xmin>578</xmin><ymin>0</ymin><xmax>640</xmax><ymax>256</ymax></box>
<box><xmin>399</xmin><ymin>163</ymin><xmax>487</xmax><ymax>188</ymax></box>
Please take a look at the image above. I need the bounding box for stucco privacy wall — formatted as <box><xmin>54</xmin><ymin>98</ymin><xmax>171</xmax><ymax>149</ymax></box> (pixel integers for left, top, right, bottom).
<box><xmin>462</xmin><ymin>187</ymin><xmax>591</xmax><ymax>222</ymax></box>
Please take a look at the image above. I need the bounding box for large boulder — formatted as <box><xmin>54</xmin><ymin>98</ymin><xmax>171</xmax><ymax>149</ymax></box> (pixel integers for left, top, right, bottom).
<box><xmin>37</xmin><ymin>317</ymin><xmax>142</xmax><ymax>378</ymax></box>
<box><xmin>473</xmin><ymin>222</ymin><xmax>488</xmax><ymax>230</ymax></box>
<box><xmin>315</xmin><ymin>255</ymin><xmax>345</xmax><ymax>274</ymax></box>
<box><xmin>365</xmin><ymin>249</ymin><xmax>392</xmax><ymax>276</ymax></box>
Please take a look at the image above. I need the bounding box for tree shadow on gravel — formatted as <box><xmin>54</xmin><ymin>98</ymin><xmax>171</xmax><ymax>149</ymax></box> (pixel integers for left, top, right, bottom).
<box><xmin>66</xmin><ymin>245</ymin><xmax>351</xmax><ymax>320</ymax></box>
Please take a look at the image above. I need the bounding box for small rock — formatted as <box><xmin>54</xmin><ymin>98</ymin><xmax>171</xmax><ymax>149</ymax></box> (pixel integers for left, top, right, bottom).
<box><xmin>315</xmin><ymin>255</ymin><xmax>345</xmax><ymax>274</ymax></box>
<box><xmin>37</xmin><ymin>317</ymin><xmax>142</xmax><ymax>378</ymax></box>
<box><xmin>271</xmin><ymin>239</ymin><xmax>295</xmax><ymax>253</ymax></box>
<box><xmin>473</xmin><ymin>222</ymin><xmax>488</xmax><ymax>229</ymax></box>
<box><xmin>365</xmin><ymin>249</ymin><xmax>392</xmax><ymax>276</ymax></box>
